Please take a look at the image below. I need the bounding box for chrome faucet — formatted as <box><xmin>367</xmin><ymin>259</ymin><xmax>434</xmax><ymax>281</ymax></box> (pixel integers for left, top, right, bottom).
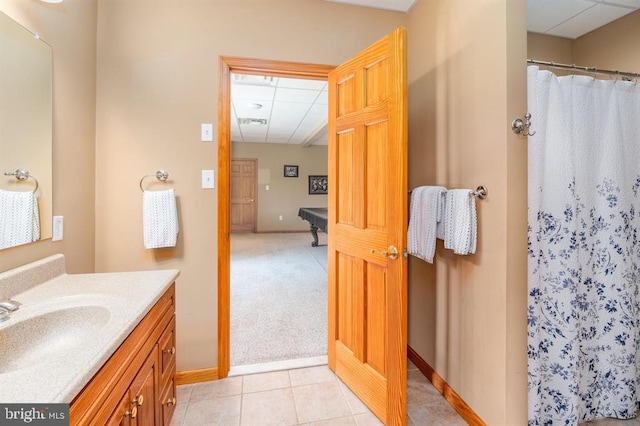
<box><xmin>0</xmin><ymin>301</ymin><xmax>19</xmax><ymax>312</ymax></box>
<box><xmin>0</xmin><ymin>300</ymin><xmax>19</xmax><ymax>322</ymax></box>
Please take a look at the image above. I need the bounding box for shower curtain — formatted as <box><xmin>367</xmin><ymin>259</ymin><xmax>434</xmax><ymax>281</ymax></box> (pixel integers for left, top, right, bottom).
<box><xmin>528</xmin><ymin>65</ymin><xmax>640</xmax><ymax>425</ymax></box>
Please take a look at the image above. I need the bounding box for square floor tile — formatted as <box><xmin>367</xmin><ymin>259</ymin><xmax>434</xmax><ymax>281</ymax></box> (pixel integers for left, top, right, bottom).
<box><xmin>190</xmin><ymin>376</ymin><xmax>243</xmax><ymax>401</ymax></box>
<box><xmin>289</xmin><ymin>365</ymin><xmax>337</xmax><ymax>387</ymax></box>
<box><xmin>243</xmin><ymin>370</ymin><xmax>291</xmax><ymax>394</ymax></box>
<box><xmin>407</xmin><ymin>398</ymin><xmax>467</xmax><ymax>426</ymax></box>
<box><xmin>182</xmin><ymin>395</ymin><xmax>241</xmax><ymax>425</ymax></box>
<box><xmin>353</xmin><ymin>412</ymin><xmax>384</xmax><ymax>426</ymax></box>
<box><xmin>292</xmin><ymin>381</ymin><xmax>351</xmax><ymax>424</ymax></box>
<box><xmin>407</xmin><ymin>370</ymin><xmax>441</xmax><ymax>405</ymax></box>
<box><xmin>241</xmin><ymin>387</ymin><xmax>298</xmax><ymax>425</ymax></box>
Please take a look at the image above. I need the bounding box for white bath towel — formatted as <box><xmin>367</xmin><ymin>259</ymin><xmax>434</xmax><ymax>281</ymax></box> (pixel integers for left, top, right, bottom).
<box><xmin>407</xmin><ymin>186</ymin><xmax>447</xmax><ymax>263</ymax></box>
<box><xmin>444</xmin><ymin>189</ymin><xmax>477</xmax><ymax>255</ymax></box>
<box><xmin>143</xmin><ymin>188</ymin><xmax>179</xmax><ymax>249</ymax></box>
<box><xmin>0</xmin><ymin>189</ymin><xmax>40</xmax><ymax>250</ymax></box>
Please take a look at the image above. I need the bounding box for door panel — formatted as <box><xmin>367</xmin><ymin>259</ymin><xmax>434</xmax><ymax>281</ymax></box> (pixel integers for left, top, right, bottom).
<box><xmin>231</xmin><ymin>159</ymin><xmax>257</xmax><ymax>232</ymax></box>
<box><xmin>327</xmin><ymin>27</ymin><xmax>408</xmax><ymax>425</ymax></box>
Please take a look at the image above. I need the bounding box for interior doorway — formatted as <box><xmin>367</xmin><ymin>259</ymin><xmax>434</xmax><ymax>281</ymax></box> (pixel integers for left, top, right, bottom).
<box><xmin>217</xmin><ymin>57</ymin><xmax>336</xmax><ymax>379</ymax></box>
<box><xmin>230</xmin><ymin>158</ymin><xmax>257</xmax><ymax>233</ymax></box>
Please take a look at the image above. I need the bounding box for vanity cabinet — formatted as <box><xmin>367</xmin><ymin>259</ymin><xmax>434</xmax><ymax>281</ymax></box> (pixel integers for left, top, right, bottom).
<box><xmin>70</xmin><ymin>284</ymin><xmax>176</xmax><ymax>426</ymax></box>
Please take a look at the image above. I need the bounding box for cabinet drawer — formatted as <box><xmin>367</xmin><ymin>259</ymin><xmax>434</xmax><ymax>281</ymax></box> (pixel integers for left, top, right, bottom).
<box><xmin>160</xmin><ymin>378</ymin><xmax>176</xmax><ymax>426</ymax></box>
<box><xmin>159</xmin><ymin>317</ymin><xmax>176</xmax><ymax>387</ymax></box>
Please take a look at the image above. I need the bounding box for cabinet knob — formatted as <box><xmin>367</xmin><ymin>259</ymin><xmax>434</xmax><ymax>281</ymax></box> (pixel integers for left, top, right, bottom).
<box><xmin>125</xmin><ymin>406</ymin><xmax>137</xmax><ymax>419</ymax></box>
<box><xmin>165</xmin><ymin>397</ymin><xmax>176</xmax><ymax>406</ymax></box>
<box><xmin>164</xmin><ymin>347</ymin><xmax>176</xmax><ymax>355</ymax></box>
<box><xmin>132</xmin><ymin>394</ymin><xmax>144</xmax><ymax>406</ymax></box>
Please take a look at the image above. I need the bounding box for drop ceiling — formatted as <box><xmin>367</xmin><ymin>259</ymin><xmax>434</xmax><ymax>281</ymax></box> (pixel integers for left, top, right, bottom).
<box><xmin>231</xmin><ymin>0</ymin><xmax>640</xmax><ymax>147</ymax></box>
<box><xmin>231</xmin><ymin>73</ymin><xmax>328</xmax><ymax>146</ymax></box>
<box><xmin>527</xmin><ymin>0</ymin><xmax>640</xmax><ymax>39</ymax></box>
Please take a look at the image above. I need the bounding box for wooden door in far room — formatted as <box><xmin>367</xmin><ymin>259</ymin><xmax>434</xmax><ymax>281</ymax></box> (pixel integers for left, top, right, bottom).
<box><xmin>327</xmin><ymin>27</ymin><xmax>408</xmax><ymax>425</ymax></box>
<box><xmin>231</xmin><ymin>159</ymin><xmax>257</xmax><ymax>233</ymax></box>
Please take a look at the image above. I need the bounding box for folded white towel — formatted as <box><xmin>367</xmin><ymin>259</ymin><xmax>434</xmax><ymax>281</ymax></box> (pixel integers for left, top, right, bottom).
<box><xmin>444</xmin><ymin>189</ymin><xmax>477</xmax><ymax>255</ymax></box>
<box><xmin>0</xmin><ymin>189</ymin><xmax>40</xmax><ymax>250</ymax></box>
<box><xmin>407</xmin><ymin>186</ymin><xmax>447</xmax><ymax>263</ymax></box>
<box><xmin>143</xmin><ymin>189</ymin><xmax>179</xmax><ymax>249</ymax></box>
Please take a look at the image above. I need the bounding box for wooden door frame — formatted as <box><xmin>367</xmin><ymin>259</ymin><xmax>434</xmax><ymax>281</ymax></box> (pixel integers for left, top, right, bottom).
<box><xmin>230</xmin><ymin>158</ymin><xmax>258</xmax><ymax>233</ymax></box>
<box><xmin>217</xmin><ymin>56</ymin><xmax>336</xmax><ymax>378</ymax></box>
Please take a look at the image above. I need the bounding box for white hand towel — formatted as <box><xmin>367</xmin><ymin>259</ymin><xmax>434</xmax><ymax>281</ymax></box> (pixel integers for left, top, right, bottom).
<box><xmin>0</xmin><ymin>189</ymin><xmax>40</xmax><ymax>250</ymax></box>
<box><xmin>444</xmin><ymin>189</ymin><xmax>477</xmax><ymax>255</ymax></box>
<box><xmin>407</xmin><ymin>186</ymin><xmax>447</xmax><ymax>263</ymax></box>
<box><xmin>143</xmin><ymin>189</ymin><xmax>179</xmax><ymax>249</ymax></box>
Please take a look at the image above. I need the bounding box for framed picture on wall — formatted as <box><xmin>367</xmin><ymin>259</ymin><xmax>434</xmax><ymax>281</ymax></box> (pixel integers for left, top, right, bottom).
<box><xmin>308</xmin><ymin>175</ymin><xmax>328</xmax><ymax>194</ymax></box>
<box><xmin>284</xmin><ymin>165</ymin><xmax>299</xmax><ymax>177</ymax></box>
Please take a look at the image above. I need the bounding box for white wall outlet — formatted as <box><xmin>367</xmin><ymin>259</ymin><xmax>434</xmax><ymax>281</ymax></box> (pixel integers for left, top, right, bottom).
<box><xmin>52</xmin><ymin>216</ymin><xmax>63</xmax><ymax>241</ymax></box>
<box><xmin>278</xmin><ymin>215</ymin><xmax>283</xmax><ymax>221</ymax></box>
<box><xmin>201</xmin><ymin>123</ymin><xmax>213</xmax><ymax>142</ymax></box>
<box><xmin>265</xmin><ymin>184</ymin><xmax>270</xmax><ymax>191</ymax></box>
<box><xmin>202</xmin><ymin>170</ymin><xmax>215</xmax><ymax>189</ymax></box>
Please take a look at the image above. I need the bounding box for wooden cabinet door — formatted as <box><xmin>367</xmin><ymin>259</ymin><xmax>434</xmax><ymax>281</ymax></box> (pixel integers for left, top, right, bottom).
<box><xmin>105</xmin><ymin>390</ymin><xmax>136</xmax><ymax>426</ymax></box>
<box><xmin>327</xmin><ymin>27</ymin><xmax>408</xmax><ymax>425</ymax></box>
<box><xmin>129</xmin><ymin>347</ymin><xmax>160</xmax><ymax>426</ymax></box>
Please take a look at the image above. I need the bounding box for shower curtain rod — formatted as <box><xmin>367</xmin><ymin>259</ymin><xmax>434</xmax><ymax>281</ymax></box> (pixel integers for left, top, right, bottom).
<box><xmin>528</xmin><ymin>59</ymin><xmax>640</xmax><ymax>80</ymax></box>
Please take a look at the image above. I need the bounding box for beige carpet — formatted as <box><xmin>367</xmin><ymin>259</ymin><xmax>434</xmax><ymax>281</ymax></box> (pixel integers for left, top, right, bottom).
<box><xmin>230</xmin><ymin>232</ymin><xmax>327</xmax><ymax>367</ymax></box>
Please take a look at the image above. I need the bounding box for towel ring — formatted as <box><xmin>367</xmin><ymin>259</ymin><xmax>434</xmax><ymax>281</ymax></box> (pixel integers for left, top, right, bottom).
<box><xmin>140</xmin><ymin>170</ymin><xmax>169</xmax><ymax>193</ymax></box>
<box><xmin>4</xmin><ymin>169</ymin><xmax>39</xmax><ymax>194</ymax></box>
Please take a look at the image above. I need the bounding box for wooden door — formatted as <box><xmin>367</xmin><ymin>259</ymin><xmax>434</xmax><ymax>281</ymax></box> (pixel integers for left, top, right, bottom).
<box><xmin>231</xmin><ymin>159</ymin><xmax>257</xmax><ymax>232</ymax></box>
<box><xmin>327</xmin><ymin>27</ymin><xmax>408</xmax><ymax>425</ymax></box>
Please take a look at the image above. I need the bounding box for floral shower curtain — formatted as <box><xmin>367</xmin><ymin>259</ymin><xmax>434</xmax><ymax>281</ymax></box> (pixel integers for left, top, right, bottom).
<box><xmin>527</xmin><ymin>65</ymin><xmax>640</xmax><ymax>425</ymax></box>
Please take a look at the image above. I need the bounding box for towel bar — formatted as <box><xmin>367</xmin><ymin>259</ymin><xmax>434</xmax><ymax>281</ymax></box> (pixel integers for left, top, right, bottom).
<box><xmin>409</xmin><ymin>185</ymin><xmax>488</xmax><ymax>200</ymax></box>
<box><xmin>140</xmin><ymin>170</ymin><xmax>170</xmax><ymax>193</ymax></box>
<box><xmin>3</xmin><ymin>169</ymin><xmax>39</xmax><ymax>194</ymax></box>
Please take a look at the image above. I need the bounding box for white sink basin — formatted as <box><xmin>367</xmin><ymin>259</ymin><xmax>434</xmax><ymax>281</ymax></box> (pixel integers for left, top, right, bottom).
<box><xmin>0</xmin><ymin>305</ymin><xmax>111</xmax><ymax>373</ymax></box>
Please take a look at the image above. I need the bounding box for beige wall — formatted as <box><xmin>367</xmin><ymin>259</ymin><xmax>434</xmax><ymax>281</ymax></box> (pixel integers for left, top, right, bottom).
<box><xmin>232</xmin><ymin>142</ymin><xmax>328</xmax><ymax>232</ymax></box>
<box><xmin>527</xmin><ymin>32</ymin><xmax>573</xmax><ymax>63</ymax></box>
<box><xmin>573</xmin><ymin>10</ymin><xmax>640</xmax><ymax>72</ymax></box>
<box><xmin>407</xmin><ymin>0</ymin><xmax>528</xmax><ymax>424</ymax></box>
<box><xmin>94</xmin><ymin>0</ymin><xmax>407</xmax><ymax>372</ymax></box>
<box><xmin>0</xmin><ymin>1</ymin><xmax>97</xmax><ymax>274</ymax></box>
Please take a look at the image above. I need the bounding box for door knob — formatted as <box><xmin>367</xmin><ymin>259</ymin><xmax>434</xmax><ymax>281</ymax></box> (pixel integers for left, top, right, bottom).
<box><xmin>370</xmin><ymin>246</ymin><xmax>399</xmax><ymax>260</ymax></box>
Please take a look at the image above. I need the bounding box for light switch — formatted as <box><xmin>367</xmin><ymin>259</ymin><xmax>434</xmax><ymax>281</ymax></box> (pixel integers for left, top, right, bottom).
<box><xmin>52</xmin><ymin>216</ymin><xmax>63</xmax><ymax>241</ymax></box>
<box><xmin>202</xmin><ymin>170</ymin><xmax>215</xmax><ymax>189</ymax></box>
<box><xmin>201</xmin><ymin>123</ymin><xmax>213</xmax><ymax>142</ymax></box>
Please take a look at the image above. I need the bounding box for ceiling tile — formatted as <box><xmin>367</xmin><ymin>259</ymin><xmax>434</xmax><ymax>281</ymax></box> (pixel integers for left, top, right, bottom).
<box><xmin>527</xmin><ymin>0</ymin><xmax>595</xmax><ymax>33</ymax></box>
<box><xmin>231</xmin><ymin>84</ymin><xmax>276</xmax><ymax>101</ymax></box>
<box><xmin>278</xmin><ymin>77</ymin><xmax>327</xmax><ymax>90</ymax></box>
<box><xmin>547</xmin><ymin>3</ymin><xmax>635</xmax><ymax>38</ymax></box>
<box><xmin>323</xmin><ymin>0</ymin><xmax>417</xmax><ymax>12</ymax></box>
<box><xmin>233</xmin><ymin>103</ymin><xmax>272</xmax><ymax>119</ymax></box>
<box><xmin>269</xmin><ymin>102</ymin><xmax>311</xmax><ymax>125</ymax></box>
<box><xmin>604</xmin><ymin>0</ymin><xmax>640</xmax><ymax>7</ymax></box>
<box><xmin>274</xmin><ymin>88</ymin><xmax>322</xmax><ymax>103</ymax></box>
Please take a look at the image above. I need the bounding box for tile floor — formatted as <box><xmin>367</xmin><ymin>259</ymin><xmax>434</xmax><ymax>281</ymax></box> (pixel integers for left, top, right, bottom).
<box><xmin>170</xmin><ymin>360</ymin><xmax>467</xmax><ymax>425</ymax></box>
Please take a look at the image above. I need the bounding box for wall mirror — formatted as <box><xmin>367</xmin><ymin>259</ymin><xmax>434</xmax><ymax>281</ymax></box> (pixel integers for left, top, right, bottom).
<box><xmin>0</xmin><ymin>11</ymin><xmax>52</xmax><ymax>250</ymax></box>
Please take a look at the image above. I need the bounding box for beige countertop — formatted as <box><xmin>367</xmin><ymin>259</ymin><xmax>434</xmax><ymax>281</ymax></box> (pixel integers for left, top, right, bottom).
<box><xmin>0</xmin><ymin>254</ymin><xmax>179</xmax><ymax>403</ymax></box>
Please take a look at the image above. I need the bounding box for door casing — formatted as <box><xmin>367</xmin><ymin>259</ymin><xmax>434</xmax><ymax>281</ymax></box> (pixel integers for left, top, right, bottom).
<box><xmin>217</xmin><ymin>56</ymin><xmax>336</xmax><ymax>378</ymax></box>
